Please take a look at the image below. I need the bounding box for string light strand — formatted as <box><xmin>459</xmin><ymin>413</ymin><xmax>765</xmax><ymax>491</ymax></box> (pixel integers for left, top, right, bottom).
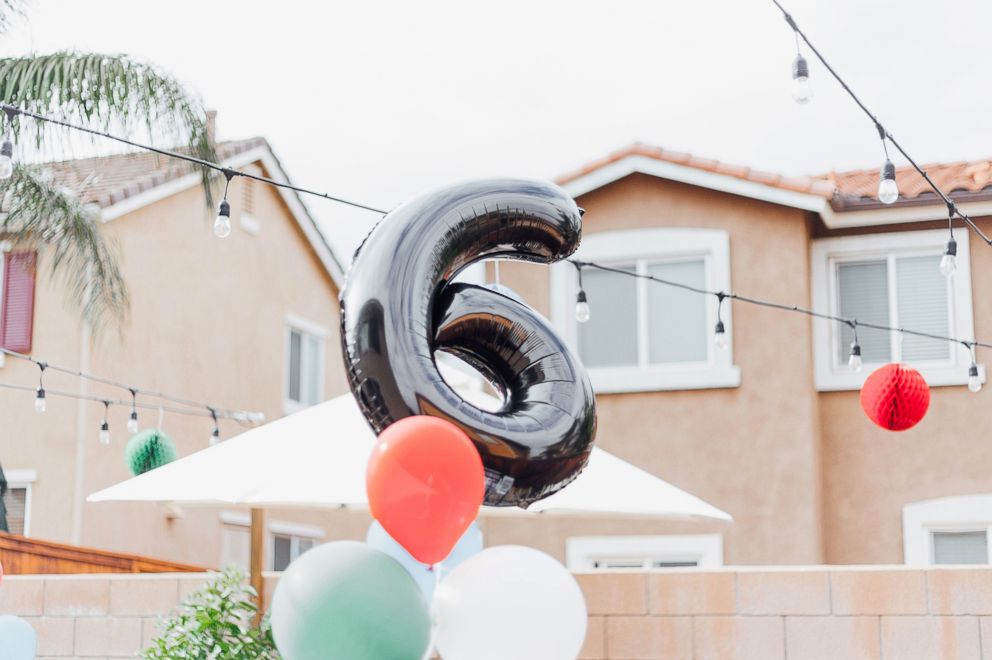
<box><xmin>0</xmin><ymin>103</ymin><xmax>388</xmax><ymax>216</ymax></box>
<box><xmin>0</xmin><ymin>346</ymin><xmax>264</xmax><ymax>423</ymax></box>
<box><xmin>771</xmin><ymin>0</ymin><xmax>992</xmax><ymax>247</ymax></box>
<box><xmin>570</xmin><ymin>259</ymin><xmax>990</xmax><ymax>373</ymax></box>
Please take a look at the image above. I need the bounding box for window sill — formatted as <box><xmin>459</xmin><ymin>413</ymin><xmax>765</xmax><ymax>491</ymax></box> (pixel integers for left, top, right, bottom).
<box><xmin>588</xmin><ymin>364</ymin><xmax>741</xmax><ymax>394</ymax></box>
<box><xmin>815</xmin><ymin>364</ymin><xmax>986</xmax><ymax>392</ymax></box>
<box><xmin>282</xmin><ymin>399</ymin><xmax>313</xmax><ymax>416</ymax></box>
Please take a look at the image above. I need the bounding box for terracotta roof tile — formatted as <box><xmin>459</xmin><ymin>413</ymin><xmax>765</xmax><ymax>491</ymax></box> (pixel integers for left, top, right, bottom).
<box><xmin>557</xmin><ymin>142</ymin><xmax>992</xmax><ymax>210</ymax></box>
<box><xmin>42</xmin><ymin>137</ymin><xmax>266</xmax><ymax>208</ymax></box>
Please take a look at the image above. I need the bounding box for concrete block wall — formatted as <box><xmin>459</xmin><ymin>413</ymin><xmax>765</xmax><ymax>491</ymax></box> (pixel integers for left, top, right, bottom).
<box><xmin>575</xmin><ymin>566</ymin><xmax>992</xmax><ymax>659</ymax></box>
<box><xmin>4</xmin><ymin>566</ymin><xmax>992</xmax><ymax>658</ymax></box>
<box><xmin>0</xmin><ymin>573</ymin><xmax>208</xmax><ymax>659</ymax></box>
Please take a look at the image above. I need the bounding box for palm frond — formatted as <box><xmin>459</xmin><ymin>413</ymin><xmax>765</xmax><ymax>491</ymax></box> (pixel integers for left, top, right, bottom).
<box><xmin>1</xmin><ymin>166</ymin><xmax>128</xmax><ymax>331</ymax></box>
<box><xmin>0</xmin><ymin>51</ymin><xmax>217</xmax><ymax>204</ymax></box>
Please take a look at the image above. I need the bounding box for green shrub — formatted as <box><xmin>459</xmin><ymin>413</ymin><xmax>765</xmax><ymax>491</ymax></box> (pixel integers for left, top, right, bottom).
<box><xmin>143</xmin><ymin>567</ymin><xmax>280</xmax><ymax>659</ymax></box>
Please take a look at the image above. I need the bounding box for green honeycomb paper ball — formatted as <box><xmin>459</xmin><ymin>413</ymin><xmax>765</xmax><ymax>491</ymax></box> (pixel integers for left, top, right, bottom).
<box><xmin>125</xmin><ymin>429</ymin><xmax>177</xmax><ymax>476</ymax></box>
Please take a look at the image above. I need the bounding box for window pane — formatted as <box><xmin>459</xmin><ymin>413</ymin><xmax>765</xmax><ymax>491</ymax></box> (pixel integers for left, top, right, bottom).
<box><xmin>2</xmin><ymin>487</ymin><xmax>26</xmax><ymax>535</ymax></box>
<box><xmin>837</xmin><ymin>261</ymin><xmax>890</xmax><ymax>364</ymax></box>
<box><xmin>298</xmin><ymin>538</ymin><xmax>316</xmax><ymax>555</ymax></box>
<box><xmin>304</xmin><ymin>335</ymin><xmax>321</xmax><ymax>404</ymax></box>
<box><xmin>652</xmin><ymin>560</ymin><xmax>699</xmax><ymax>568</ymax></box>
<box><xmin>273</xmin><ymin>534</ymin><xmax>292</xmax><ymax>571</ymax></box>
<box><xmin>933</xmin><ymin>530</ymin><xmax>988</xmax><ymax>565</ymax></box>
<box><xmin>578</xmin><ymin>267</ymin><xmax>638</xmax><ymax>368</ymax></box>
<box><xmin>897</xmin><ymin>255</ymin><xmax>950</xmax><ymax>361</ymax></box>
<box><xmin>288</xmin><ymin>331</ymin><xmax>302</xmax><ymax>402</ymax></box>
<box><xmin>646</xmin><ymin>260</ymin><xmax>707</xmax><ymax>364</ymax></box>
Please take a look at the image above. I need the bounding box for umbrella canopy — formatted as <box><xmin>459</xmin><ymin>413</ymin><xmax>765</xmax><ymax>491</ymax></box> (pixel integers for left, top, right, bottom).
<box><xmin>89</xmin><ymin>390</ymin><xmax>730</xmax><ymax>522</ymax></box>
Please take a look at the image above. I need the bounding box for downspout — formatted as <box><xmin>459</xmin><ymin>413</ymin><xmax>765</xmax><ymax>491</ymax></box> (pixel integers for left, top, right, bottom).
<box><xmin>70</xmin><ymin>308</ymin><xmax>91</xmax><ymax>545</ymax></box>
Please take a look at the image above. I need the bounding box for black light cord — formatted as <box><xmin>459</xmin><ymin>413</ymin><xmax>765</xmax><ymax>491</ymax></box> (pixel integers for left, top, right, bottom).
<box><xmin>0</xmin><ymin>381</ymin><xmax>244</xmax><ymax>421</ymax></box>
<box><xmin>0</xmin><ymin>103</ymin><xmax>388</xmax><ymax>216</ymax></box>
<box><xmin>570</xmin><ymin>259</ymin><xmax>988</xmax><ymax>354</ymax></box>
<box><xmin>0</xmin><ymin>346</ymin><xmax>263</xmax><ymax>422</ymax></box>
<box><xmin>771</xmin><ymin>0</ymin><xmax>992</xmax><ymax>247</ymax></box>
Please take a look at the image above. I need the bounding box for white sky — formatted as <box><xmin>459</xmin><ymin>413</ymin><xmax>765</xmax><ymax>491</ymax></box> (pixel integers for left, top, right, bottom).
<box><xmin>3</xmin><ymin>0</ymin><xmax>991</xmax><ymax>260</ymax></box>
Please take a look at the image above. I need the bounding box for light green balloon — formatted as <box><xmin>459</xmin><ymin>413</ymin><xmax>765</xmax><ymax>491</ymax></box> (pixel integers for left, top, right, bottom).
<box><xmin>271</xmin><ymin>541</ymin><xmax>431</xmax><ymax>660</ymax></box>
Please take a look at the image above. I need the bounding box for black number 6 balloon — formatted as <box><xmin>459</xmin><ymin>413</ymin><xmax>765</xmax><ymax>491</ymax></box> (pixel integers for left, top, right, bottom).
<box><xmin>340</xmin><ymin>179</ymin><xmax>597</xmax><ymax>508</ymax></box>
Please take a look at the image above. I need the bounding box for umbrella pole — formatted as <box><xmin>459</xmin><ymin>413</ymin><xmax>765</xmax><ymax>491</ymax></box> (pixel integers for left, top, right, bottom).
<box><xmin>250</xmin><ymin>508</ymin><xmax>265</xmax><ymax>626</ymax></box>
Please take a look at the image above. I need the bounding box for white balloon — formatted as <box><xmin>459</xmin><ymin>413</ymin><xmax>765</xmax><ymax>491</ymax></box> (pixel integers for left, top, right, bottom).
<box><xmin>0</xmin><ymin>615</ymin><xmax>37</xmax><ymax>660</ymax></box>
<box><xmin>432</xmin><ymin>545</ymin><xmax>587</xmax><ymax>660</ymax></box>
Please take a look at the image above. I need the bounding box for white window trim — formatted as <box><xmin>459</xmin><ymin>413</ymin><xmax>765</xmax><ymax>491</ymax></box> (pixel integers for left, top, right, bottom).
<box><xmin>5</xmin><ymin>468</ymin><xmax>36</xmax><ymax>537</ymax></box>
<box><xmin>811</xmin><ymin>229</ymin><xmax>979</xmax><ymax>391</ymax></box>
<box><xmin>283</xmin><ymin>314</ymin><xmax>328</xmax><ymax>414</ymax></box>
<box><xmin>903</xmin><ymin>494</ymin><xmax>992</xmax><ymax>565</ymax></box>
<box><xmin>566</xmin><ymin>534</ymin><xmax>723</xmax><ymax>571</ymax></box>
<box><xmin>218</xmin><ymin>512</ymin><xmax>325</xmax><ymax>571</ymax></box>
<box><xmin>551</xmin><ymin>228</ymin><xmax>740</xmax><ymax>393</ymax></box>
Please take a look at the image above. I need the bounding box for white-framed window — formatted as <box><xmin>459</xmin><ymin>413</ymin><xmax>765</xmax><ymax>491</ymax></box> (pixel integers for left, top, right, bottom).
<box><xmin>811</xmin><ymin>229</ymin><xmax>979</xmax><ymax>391</ymax></box>
<box><xmin>270</xmin><ymin>523</ymin><xmax>320</xmax><ymax>572</ymax></box>
<box><xmin>550</xmin><ymin>228</ymin><xmax>740</xmax><ymax>393</ymax></box>
<box><xmin>218</xmin><ymin>512</ymin><xmax>323</xmax><ymax>572</ymax></box>
<box><xmin>284</xmin><ymin>314</ymin><xmax>327</xmax><ymax>414</ymax></box>
<box><xmin>2</xmin><ymin>469</ymin><xmax>35</xmax><ymax>536</ymax></box>
<box><xmin>903</xmin><ymin>494</ymin><xmax>992</xmax><ymax>565</ymax></box>
<box><xmin>565</xmin><ymin>534</ymin><xmax>723</xmax><ymax>571</ymax></box>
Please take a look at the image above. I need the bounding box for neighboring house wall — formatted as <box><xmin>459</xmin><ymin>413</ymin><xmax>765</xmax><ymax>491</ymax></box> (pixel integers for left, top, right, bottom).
<box><xmin>0</xmin><ymin>156</ymin><xmax>349</xmax><ymax>568</ymax></box>
<box><xmin>817</xmin><ymin>216</ymin><xmax>992</xmax><ymax>565</ymax></box>
<box><xmin>496</xmin><ymin>173</ymin><xmax>824</xmax><ymax>565</ymax></box>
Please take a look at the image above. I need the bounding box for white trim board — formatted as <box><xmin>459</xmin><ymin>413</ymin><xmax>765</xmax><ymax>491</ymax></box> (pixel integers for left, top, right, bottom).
<box><xmin>566</xmin><ymin>534</ymin><xmax>723</xmax><ymax>571</ymax></box>
<box><xmin>98</xmin><ymin>144</ymin><xmax>345</xmax><ymax>287</ymax></box>
<box><xmin>560</xmin><ymin>154</ymin><xmax>829</xmax><ymax>213</ymax></box>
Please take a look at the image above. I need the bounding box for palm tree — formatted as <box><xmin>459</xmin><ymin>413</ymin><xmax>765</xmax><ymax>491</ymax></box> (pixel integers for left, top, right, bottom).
<box><xmin>0</xmin><ymin>1</ymin><xmax>215</xmax><ymax>331</ymax></box>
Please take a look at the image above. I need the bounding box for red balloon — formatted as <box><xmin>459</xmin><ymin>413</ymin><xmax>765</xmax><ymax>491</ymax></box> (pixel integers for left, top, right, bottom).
<box><xmin>860</xmin><ymin>363</ymin><xmax>930</xmax><ymax>431</ymax></box>
<box><xmin>366</xmin><ymin>416</ymin><xmax>484</xmax><ymax>564</ymax></box>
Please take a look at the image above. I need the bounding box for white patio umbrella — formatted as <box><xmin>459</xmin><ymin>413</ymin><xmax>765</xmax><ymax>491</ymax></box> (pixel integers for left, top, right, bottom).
<box><xmin>89</xmin><ymin>389</ymin><xmax>730</xmax><ymax>519</ymax></box>
<box><xmin>89</xmin><ymin>386</ymin><xmax>730</xmax><ymax>612</ymax></box>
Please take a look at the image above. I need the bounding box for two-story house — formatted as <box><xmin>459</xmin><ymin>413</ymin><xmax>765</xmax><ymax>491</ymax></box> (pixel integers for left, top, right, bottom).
<box><xmin>478</xmin><ymin>144</ymin><xmax>992</xmax><ymax>569</ymax></box>
<box><xmin>0</xmin><ymin>134</ymin><xmax>352</xmax><ymax>571</ymax></box>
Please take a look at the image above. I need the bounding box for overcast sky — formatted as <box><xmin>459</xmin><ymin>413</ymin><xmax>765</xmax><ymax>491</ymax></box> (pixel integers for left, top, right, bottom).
<box><xmin>3</xmin><ymin>0</ymin><xmax>991</xmax><ymax>260</ymax></box>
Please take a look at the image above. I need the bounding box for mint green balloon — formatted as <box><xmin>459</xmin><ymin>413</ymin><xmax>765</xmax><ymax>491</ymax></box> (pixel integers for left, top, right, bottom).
<box><xmin>271</xmin><ymin>541</ymin><xmax>431</xmax><ymax>660</ymax></box>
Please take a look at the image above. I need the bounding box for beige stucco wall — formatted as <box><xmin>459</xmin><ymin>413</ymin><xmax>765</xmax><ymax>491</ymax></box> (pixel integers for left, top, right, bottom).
<box><xmin>0</xmin><ymin>166</ymin><xmax>351</xmax><ymax>567</ymax></box>
<box><xmin>493</xmin><ymin>173</ymin><xmax>824</xmax><ymax>564</ymax></box>
<box><xmin>819</xmin><ymin>216</ymin><xmax>992</xmax><ymax>564</ymax></box>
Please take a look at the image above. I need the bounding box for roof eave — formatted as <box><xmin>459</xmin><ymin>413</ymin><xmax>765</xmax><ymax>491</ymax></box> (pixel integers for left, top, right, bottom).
<box><xmin>559</xmin><ymin>153</ymin><xmax>830</xmax><ymax>214</ymax></box>
<box><xmin>98</xmin><ymin>142</ymin><xmax>346</xmax><ymax>288</ymax></box>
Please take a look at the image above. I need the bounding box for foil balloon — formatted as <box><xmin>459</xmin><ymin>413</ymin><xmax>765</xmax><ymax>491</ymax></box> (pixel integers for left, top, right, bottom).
<box><xmin>340</xmin><ymin>178</ymin><xmax>596</xmax><ymax>507</ymax></box>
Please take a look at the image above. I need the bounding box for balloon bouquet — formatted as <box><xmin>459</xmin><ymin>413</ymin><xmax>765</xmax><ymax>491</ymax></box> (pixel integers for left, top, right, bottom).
<box><xmin>0</xmin><ymin>562</ymin><xmax>40</xmax><ymax>660</ymax></box>
<box><xmin>271</xmin><ymin>179</ymin><xmax>597</xmax><ymax>660</ymax></box>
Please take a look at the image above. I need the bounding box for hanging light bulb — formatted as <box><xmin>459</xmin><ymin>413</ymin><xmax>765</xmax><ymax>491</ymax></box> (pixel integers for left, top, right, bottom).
<box><xmin>939</xmin><ymin>238</ymin><xmax>957</xmax><ymax>278</ymax></box>
<box><xmin>0</xmin><ymin>137</ymin><xmax>13</xmax><ymax>180</ymax></box>
<box><xmin>791</xmin><ymin>54</ymin><xmax>813</xmax><ymax>104</ymax></box>
<box><xmin>99</xmin><ymin>421</ymin><xmax>111</xmax><ymax>445</ymax></box>
<box><xmin>213</xmin><ymin>199</ymin><xmax>232</xmax><ymax>238</ymax></box>
<box><xmin>575</xmin><ymin>289</ymin><xmax>590</xmax><ymax>323</ymax></box>
<box><xmin>209</xmin><ymin>428</ymin><xmax>220</xmax><ymax>446</ymax></box>
<box><xmin>127</xmin><ymin>410</ymin><xmax>139</xmax><ymax>433</ymax></box>
<box><xmin>968</xmin><ymin>363</ymin><xmax>983</xmax><ymax>393</ymax></box>
<box><xmin>878</xmin><ymin>159</ymin><xmax>898</xmax><ymax>204</ymax></box>
<box><xmin>848</xmin><ymin>341</ymin><xmax>863</xmax><ymax>371</ymax></box>
<box><xmin>714</xmin><ymin>320</ymin><xmax>728</xmax><ymax>350</ymax></box>
<box><xmin>34</xmin><ymin>387</ymin><xmax>46</xmax><ymax>412</ymax></box>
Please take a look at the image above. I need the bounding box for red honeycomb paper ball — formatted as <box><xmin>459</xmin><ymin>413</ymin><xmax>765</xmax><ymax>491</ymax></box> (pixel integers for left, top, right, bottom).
<box><xmin>860</xmin><ymin>363</ymin><xmax>930</xmax><ymax>431</ymax></box>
